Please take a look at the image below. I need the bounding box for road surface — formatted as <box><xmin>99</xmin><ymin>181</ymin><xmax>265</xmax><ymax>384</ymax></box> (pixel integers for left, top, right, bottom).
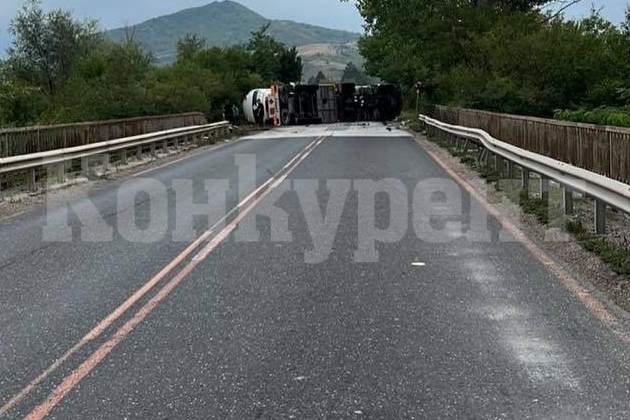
<box><xmin>0</xmin><ymin>123</ymin><xmax>629</xmax><ymax>419</ymax></box>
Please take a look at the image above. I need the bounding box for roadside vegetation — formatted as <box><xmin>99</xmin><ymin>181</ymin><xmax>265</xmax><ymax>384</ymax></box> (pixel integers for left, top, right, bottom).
<box><xmin>0</xmin><ymin>1</ymin><xmax>302</xmax><ymax>128</ymax></box>
<box><xmin>350</xmin><ymin>0</ymin><xmax>630</xmax><ymax>120</ymax></box>
<box><xmin>553</xmin><ymin>107</ymin><xmax>630</xmax><ymax>127</ymax></box>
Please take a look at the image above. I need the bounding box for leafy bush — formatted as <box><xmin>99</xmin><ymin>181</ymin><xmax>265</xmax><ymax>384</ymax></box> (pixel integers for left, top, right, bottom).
<box><xmin>518</xmin><ymin>189</ymin><xmax>549</xmax><ymax>225</ymax></box>
<box><xmin>564</xmin><ymin>218</ymin><xmax>630</xmax><ymax>275</ymax></box>
<box><xmin>554</xmin><ymin>107</ymin><xmax>630</xmax><ymax>127</ymax></box>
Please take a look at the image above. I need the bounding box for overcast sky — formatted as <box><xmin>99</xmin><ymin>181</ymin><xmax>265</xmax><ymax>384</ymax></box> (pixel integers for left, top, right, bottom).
<box><xmin>0</xmin><ymin>0</ymin><xmax>363</xmax><ymax>34</ymax></box>
<box><xmin>0</xmin><ymin>0</ymin><xmax>628</xmax><ymax>53</ymax></box>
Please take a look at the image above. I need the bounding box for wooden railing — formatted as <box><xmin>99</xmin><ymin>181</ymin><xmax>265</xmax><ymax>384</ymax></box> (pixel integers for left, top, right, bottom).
<box><xmin>0</xmin><ymin>113</ymin><xmax>207</xmax><ymax>158</ymax></box>
<box><xmin>434</xmin><ymin>106</ymin><xmax>630</xmax><ymax>184</ymax></box>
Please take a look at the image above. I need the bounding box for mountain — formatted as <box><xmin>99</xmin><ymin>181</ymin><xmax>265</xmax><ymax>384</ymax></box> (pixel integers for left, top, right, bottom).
<box><xmin>105</xmin><ymin>0</ymin><xmax>361</xmax><ymax>73</ymax></box>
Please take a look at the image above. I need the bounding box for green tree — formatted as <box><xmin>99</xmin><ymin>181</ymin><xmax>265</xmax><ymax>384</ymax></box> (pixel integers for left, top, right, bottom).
<box><xmin>247</xmin><ymin>23</ymin><xmax>302</xmax><ymax>83</ymax></box>
<box><xmin>0</xmin><ymin>65</ymin><xmax>47</xmax><ymax>126</ymax></box>
<box><xmin>247</xmin><ymin>23</ymin><xmax>283</xmax><ymax>82</ymax></box>
<box><xmin>341</xmin><ymin>62</ymin><xmax>370</xmax><ymax>85</ymax></box>
<box><xmin>43</xmin><ymin>39</ymin><xmax>155</xmax><ymax>122</ymax></box>
<box><xmin>176</xmin><ymin>34</ymin><xmax>206</xmax><ymax>63</ymax></box>
<box><xmin>174</xmin><ymin>42</ymin><xmax>263</xmax><ymax>111</ymax></box>
<box><xmin>7</xmin><ymin>0</ymin><xmax>100</xmax><ymax>96</ymax></box>
<box><xmin>346</xmin><ymin>0</ymin><xmax>630</xmax><ymax>117</ymax></box>
<box><xmin>279</xmin><ymin>46</ymin><xmax>303</xmax><ymax>83</ymax></box>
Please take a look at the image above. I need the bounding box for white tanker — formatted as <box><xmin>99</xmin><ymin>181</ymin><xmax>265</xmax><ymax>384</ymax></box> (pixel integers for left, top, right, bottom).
<box><xmin>242</xmin><ymin>88</ymin><xmax>272</xmax><ymax>124</ymax></box>
<box><xmin>241</xmin><ymin>83</ymin><xmax>403</xmax><ymax>126</ymax></box>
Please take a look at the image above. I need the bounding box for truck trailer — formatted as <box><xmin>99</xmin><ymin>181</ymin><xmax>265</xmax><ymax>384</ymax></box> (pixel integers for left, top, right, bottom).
<box><xmin>242</xmin><ymin>83</ymin><xmax>402</xmax><ymax>126</ymax></box>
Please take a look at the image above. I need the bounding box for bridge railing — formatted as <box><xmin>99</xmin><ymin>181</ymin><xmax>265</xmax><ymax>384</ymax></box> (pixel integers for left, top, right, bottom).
<box><xmin>0</xmin><ymin>113</ymin><xmax>208</xmax><ymax>158</ymax></box>
<box><xmin>0</xmin><ymin>120</ymin><xmax>230</xmax><ymax>193</ymax></box>
<box><xmin>419</xmin><ymin>113</ymin><xmax>630</xmax><ymax>235</ymax></box>
<box><xmin>434</xmin><ymin>106</ymin><xmax>630</xmax><ymax>185</ymax></box>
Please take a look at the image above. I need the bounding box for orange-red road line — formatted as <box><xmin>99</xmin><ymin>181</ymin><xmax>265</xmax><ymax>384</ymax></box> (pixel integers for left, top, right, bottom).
<box><xmin>1</xmin><ymin>137</ymin><xmax>322</xmax><ymax>418</ymax></box>
<box><xmin>415</xmin><ymin>136</ymin><xmax>630</xmax><ymax>346</ymax></box>
<box><xmin>24</xmin><ymin>136</ymin><xmax>324</xmax><ymax>419</ymax></box>
<box><xmin>0</xmin><ymin>228</ymin><xmax>214</xmax><ymax>418</ymax></box>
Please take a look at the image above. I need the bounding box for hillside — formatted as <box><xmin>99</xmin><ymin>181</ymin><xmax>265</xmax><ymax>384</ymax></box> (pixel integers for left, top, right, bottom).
<box><xmin>105</xmin><ymin>0</ymin><xmax>362</xmax><ymax>78</ymax></box>
<box><xmin>297</xmin><ymin>43</ymin><xmax>365</xmax><ymax>82</ymax></box>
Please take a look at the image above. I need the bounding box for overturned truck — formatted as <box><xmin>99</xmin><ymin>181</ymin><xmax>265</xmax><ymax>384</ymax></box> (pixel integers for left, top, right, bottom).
<box><xmin>242</xmin><ymin>83</ymin><xmax>403</xmax><ymax>126</ymax></box>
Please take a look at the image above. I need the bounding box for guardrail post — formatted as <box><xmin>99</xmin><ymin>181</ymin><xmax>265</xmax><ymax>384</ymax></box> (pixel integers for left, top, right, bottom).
<box><xmin>477</xmin><ymin>147</ymin><xmax>488</xmax><ymax>166</ymax></box>
<box><xmin>540</xmin><ymin>176</ymin><xmax>550</xmax><ymax>202</ymax></box>
<box><xmin>56</xmin><ymin>163</ymin><xmax>66</xmax><ymax>183</ymax></box>
<box><xmin>121</xmin><ymin>149</ymin><xmax>128</xmax><ymax>165</ymax></box>
<box><xmin>103</xmin><ymin>153</ymin><xmax>110</xmax><ymax>172</ymax></box>
<box><xmin>81</xmin><ymin>157</ymin><xmax>89</xmax><ymax>176</ymax></box>
<box><xmin>563</xmin><ymin>187</ymin><xmax>574</xmax><ymax>215</ymax></box>
<box><xmin>26</xmin><ymin>169</ymin><xmax>36</xmax><ymax>192</ymax></box>
<box><xmin>506</xmin><ymin>160</ymin><xmax>515</xmax><ymax>179</ymax></box>
<box><xmin>490</xmin><ymin>153</ymin><xmax>499</xmax><ymax>172</ymax></box>
<box><xmin>521</xmin><ymin>168</ymin><xmax>530</xmax><ymax>191</ymax></box>
<box><xmin>162</xmin><ymin>139</ymin><xmax>168</xmax><ymax>154</ymax></box>
<box><xmin>1</xmin><ymin>133</ymin><xmax>7</xmax><ymax>159</ymax></box>
<box><xmin>136</xmin><ymin>145</ymin><xmax>143</xmax><ymax>160</ymax></box>
<box><xmin>595</xmin><ymin>200</ymin><xmax>607</xmax><ymax>235</ymax></box>
<box><xmin>150</xmin><ymin>142</ymin><xmax>156</xmax><ymax>158</ymax></box>
<box><xmin>496</xmin><ymin>156</ymin><xmax>505</xmax><ymax>177</ymax></box>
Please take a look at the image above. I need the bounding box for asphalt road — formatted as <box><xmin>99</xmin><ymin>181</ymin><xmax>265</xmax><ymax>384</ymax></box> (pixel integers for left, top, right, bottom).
<box><xmin>1</xmin><ymin>123</ymin><xmax>630</xmax><ymax>419</ymax></box>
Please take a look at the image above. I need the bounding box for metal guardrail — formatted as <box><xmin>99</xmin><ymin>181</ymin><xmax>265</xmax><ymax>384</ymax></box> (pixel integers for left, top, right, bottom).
<box><xmin>0</xmin><ymin>112</ymin><xmax>208</xmax><ymax>158</ymax></box>
<box><xmin>419</xmin><ymin>114</ymin><xmax>630</xmax><ymax>234</ymax></box>
<box><xmin>433</xmin><ymin>106</ymin><xmax>630</xmax><ymax>185</ymax></box>
<box><xmin>0</xmin><ymin>121</ymin><xmax>231</xmax><ymax>192</ymax></box>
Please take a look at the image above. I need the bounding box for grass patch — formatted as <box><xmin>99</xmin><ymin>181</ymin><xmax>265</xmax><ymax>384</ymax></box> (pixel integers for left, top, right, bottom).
<box><xmin>406</xmin><ymin>119</ymin><xmax>425</xmax><ymax>133</ymax></box>
<box><xmin>566</xmin><ymin>219</ymin><xmax>630</xmax><ymax>275</ymax></box>
<box><xmin>477</xmin><ymin>166</ymin><xmax>500</xmax><ymax>184</ymax></box>
<box><xmin>518</xmin><ymin>189</ymin><xmax>549</xmax><ymax>225</ymax></box>
<box><xmin>460</xmin><ymin>155</ymin><xmax>476</xmax><ymax>165</ymax></box>
<box><xmin>448</xmin><ymin>149</ymin><xmax>471</xmax><ymax>158</ymax></box>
